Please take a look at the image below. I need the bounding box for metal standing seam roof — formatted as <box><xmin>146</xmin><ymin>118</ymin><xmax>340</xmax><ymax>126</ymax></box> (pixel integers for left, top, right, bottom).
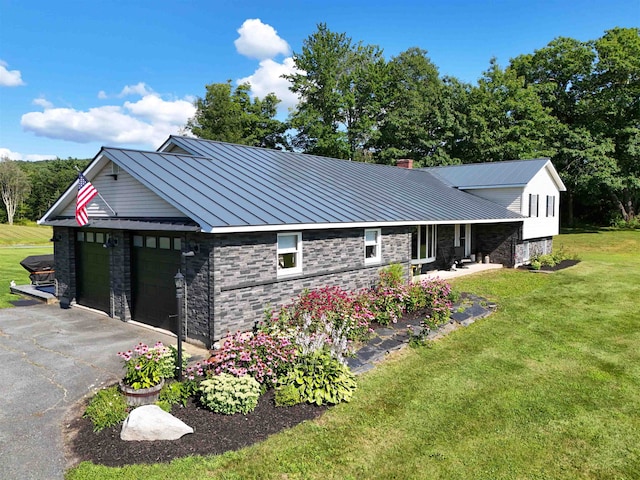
<box><xmin>90</xmin><ymin>136</ymin><xmax>524</xmax><ymax>232</ymax></box>
<box><xmin>422</xmin><ymin>158</ymin><xmax>553</xmax><ymax>189</ymax></box>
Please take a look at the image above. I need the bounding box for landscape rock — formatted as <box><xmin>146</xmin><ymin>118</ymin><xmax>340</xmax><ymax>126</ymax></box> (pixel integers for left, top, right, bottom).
<box><xmin>120</xmin><ymin>405</ymin><xmax>194</xmax><ymax>441</ymax></box>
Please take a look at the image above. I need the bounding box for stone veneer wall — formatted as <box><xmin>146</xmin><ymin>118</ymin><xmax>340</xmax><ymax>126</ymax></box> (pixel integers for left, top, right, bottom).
<box><xmin>53</xmin><ymin>226</ymin><xmax>74</xmax><ymax>307</ymax></box>
<box><xmin>204</xmin><ymin>227</ymin><xmax>411</xmax><ymax>343</ymax></box>
<box><xmin>513</xmin><ymin>237</ymin><xmax>553</xmax><ymax>266</ymax></box>
<box><xmin>473</xmin><ymin>222</ymin><xmax>521</xmax><ymax>267</ymax></box>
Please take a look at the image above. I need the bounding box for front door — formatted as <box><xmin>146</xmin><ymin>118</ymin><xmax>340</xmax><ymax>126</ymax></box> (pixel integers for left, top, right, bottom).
<box><xmin>455</xmin><ymin>224</ymin><xmax>472</xmax><ymax>257</ymax></box>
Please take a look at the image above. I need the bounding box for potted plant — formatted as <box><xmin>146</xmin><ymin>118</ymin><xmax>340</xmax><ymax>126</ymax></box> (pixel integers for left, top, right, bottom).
<box><xmin>117</xmin><ymin>342</ymin><xmax>175</xmax><ymax>406</ymax></box>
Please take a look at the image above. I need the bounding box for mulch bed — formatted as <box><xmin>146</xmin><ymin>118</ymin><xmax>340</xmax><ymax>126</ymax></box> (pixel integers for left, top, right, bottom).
<box><xmin>517</xmin><ymin>259</ymin><xmax>580</xmax><ymax>272</ymax></box>
<box><xmin>66</xmin><ymin>389</ymin><xmax>327</xmax><ymax>467</ymax></box>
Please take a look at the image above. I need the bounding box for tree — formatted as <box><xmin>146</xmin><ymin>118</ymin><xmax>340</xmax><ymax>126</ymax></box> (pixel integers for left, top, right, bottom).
<box><xmin>186</xmin><ymin>81</ymin><xmax>289</xmax><ymax>150</ymax></box>
<box><xmin>0</xmin><ymin>157</ymin><xmax>31</xmax><ymax>225</ymax></box>
<box><xmin>374</xmin><ymin>48</ymin><xmax>458</xmax><ymax>166</ymax></box>
<box><xmin>286</xmin><ymin>23</ymin><xmax>385</xmax><ymax>160</ymax></box>
<box><xmin>460</xmin><ymin>59</ymin><xmax>557</xmax><ymax>163</ymax></box>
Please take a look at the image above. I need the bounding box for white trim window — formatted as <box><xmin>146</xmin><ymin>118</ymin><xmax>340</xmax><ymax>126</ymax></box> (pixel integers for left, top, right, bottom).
<box><xmin>529</xmin><ymin>194</ymin><xmax>539</xmax><ymax>217</ymax></box>
<box><xmin>277</xmin><ymin>232</ymin><xmax>302</xmax><ymax>276</ymax></box>
<box><xmin>364</xmin><ymin>228</ymin><xmax>382</xmax><ymax>264</ymax></box>
<box><xmin>546</xmin><ymin>195</ymin><xmax>555</xmax><ymax>217</ymax></box>
<box><xmin>411</xmin><ymin>225</ymin><xmax>437</xmax><ymax>264</ymax></box>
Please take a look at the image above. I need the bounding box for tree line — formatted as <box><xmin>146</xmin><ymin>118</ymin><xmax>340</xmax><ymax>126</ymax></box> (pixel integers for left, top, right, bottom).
<box><xmin>2</xmin><ymin>25</ymin><xmax>637</xmax><ymax>227</ymax></box>
<box><xmin>188</xmin><ymin>25</ymin><xmax>639</xmax><ymax>227</ymax></box>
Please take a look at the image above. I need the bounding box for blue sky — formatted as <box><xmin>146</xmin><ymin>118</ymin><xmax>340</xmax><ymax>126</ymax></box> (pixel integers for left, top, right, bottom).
<box><xmin>1</xmin><ymin>0</ymin><xmax>638</xmax><ymax>161</ymax></box>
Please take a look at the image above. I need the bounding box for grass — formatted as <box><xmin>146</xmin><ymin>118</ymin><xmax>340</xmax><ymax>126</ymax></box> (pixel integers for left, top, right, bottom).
<box><xmin>0</xmin><ymin>245</ymin><xmax>53</xmax><ymax>308</ymax></box>
<box><xmin>0</xmin><ymin>223</ymin><xmax>52</xmax><ymax>246</ymax></box>
<box><xmin>66</xmin><ymin>230</ymin><xmax>640</xmax><ymax>479</ymax></box>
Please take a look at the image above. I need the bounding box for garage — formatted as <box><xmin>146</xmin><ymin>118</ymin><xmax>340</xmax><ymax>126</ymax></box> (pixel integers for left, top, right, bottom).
<box><xmin>131</xmin><ymin>233</ymin><xmax>182</xmax><ymax>332</ymax></box>
<box><xmin>75</xmin><ymin>230</ymin><xmax>110</xmax><ymax>314</ymax></box>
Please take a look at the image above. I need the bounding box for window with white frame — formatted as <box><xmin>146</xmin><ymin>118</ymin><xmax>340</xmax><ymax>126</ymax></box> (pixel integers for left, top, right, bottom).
<box><xmin>411</xmin><ymin>225</ymin><xmax>437</xmax><ymax>263</ymax></box>
<box><xmin>364</xmin><ymin>228</ymin><xmax>381</xmax><ymax>264</ymax></box>
<box><xmin>529</xmin><ymin>194</ymin><xmax>539</xmax><ymax>217</ymax></box>
<box><xmin>546</xmin><ymin>195</ymin><xmax>555</xmax><ymax>217</ymax></box>
<box><xmin>277</xmin><ymin>232</ymin><xmax>302</xmax><ymax>276</ymax></box>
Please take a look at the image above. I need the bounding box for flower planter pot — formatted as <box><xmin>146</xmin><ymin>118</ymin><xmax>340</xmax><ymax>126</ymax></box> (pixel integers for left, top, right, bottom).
<box><xmin>119</xmin><ymin>379</ymin><xmax>165</xmax><ymax>407</ymax></box>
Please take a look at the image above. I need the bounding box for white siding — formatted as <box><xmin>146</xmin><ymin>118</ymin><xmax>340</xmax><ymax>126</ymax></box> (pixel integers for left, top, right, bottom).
<box><xmin>466</xmin><ymin>187</ymin><xmax>522</xmax><ymax>213</ymax></box>
<box><xmin>522</xmin><ymin>166</ymin><xmax>561</xmax><ymax>239</ymax></box>
<box><xmin>61</xmin><ymin>161</ymin><xmax>186</xmax><ymax>218</ymax></box>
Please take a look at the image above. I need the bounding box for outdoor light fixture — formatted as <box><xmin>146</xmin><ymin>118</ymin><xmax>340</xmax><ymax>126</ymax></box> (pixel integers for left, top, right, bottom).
<box><xmin>50</xmin><ymin>234</ymin><xmax>62</xmax><ymax>242</ymax></box>
<box><xmin>174</xmin><ymin>270</ymin><xmax>185</xmax><ymax>381</ymax></box>
<box><xmin>102</xmin><ymin>237</ymin><xmax>118</xmax><ymax>248</ymax></box>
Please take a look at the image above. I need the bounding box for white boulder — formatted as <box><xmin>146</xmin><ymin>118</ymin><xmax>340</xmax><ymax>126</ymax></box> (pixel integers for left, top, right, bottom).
<box><xmin>120</xmin><ymin>405</ymin><xmax>194</xmax><ymax>441</ymax></box>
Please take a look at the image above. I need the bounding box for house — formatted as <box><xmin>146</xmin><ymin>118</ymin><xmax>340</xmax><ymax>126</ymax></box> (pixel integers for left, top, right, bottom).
<box><xmin>422</xmin><ymin>159</ymin><xmax>566</xmax><ymax>263</ymax></box>
<box><xmin>39</xmin><ymin>137</ymin><xmax>565</xmax><ymax>347</ymax></box>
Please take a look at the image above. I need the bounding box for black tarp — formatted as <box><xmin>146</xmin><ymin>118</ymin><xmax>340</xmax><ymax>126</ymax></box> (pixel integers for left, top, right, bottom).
<box><xmin>20</xmin><ymin>254</ymin><xmax>55</xmax><ymax>285</ymax></box>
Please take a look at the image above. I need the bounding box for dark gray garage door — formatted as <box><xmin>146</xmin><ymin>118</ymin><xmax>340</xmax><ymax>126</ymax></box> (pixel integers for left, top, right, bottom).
<box><xmin>131</xmin><ymin>233</ymin><xmax>182</xmax><ymax>332</ymax></box>
<box><xmin>75</xmin><ymin>230</ymin><xmax>110</xmax><ymax>314</ymax></box>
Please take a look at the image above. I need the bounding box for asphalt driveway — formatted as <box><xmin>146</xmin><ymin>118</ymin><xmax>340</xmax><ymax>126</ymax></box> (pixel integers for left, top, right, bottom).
<box><xmin>0</xmin><ymin>302</ymin><xmax>208</xmax><ymax>480</ymax></box>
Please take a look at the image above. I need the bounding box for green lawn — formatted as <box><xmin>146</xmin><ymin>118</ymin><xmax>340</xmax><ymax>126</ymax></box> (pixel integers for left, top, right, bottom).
<box><xmin>0</xmin><ymin>246</ymin><xmax>53</xmax><ymax>308</ymax></box>
<box><xmin>68</xmin><ymin>230</ymin><xmax>640</xmax><ymax>479</ymax></box>
<box><xmin>0</xmin><ymin>223</ymin><xmax>52</xmax><ymax>246</ymax></box>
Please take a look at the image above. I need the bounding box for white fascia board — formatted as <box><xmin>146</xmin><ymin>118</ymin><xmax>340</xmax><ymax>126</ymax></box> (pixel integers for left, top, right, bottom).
<box><xmin>37</xmin><ymin>152</ymin><xmax>110</xmax><ymax>224</ymax></box>
<box><xmin>209</xmin><ymin>217</ymin><xmax>523</xmax><ymax>234</ymax></box>
<box><xmin>544</xmin><ymin>161</ymin><xmax>567</xmax><ymax>191</ymax></box>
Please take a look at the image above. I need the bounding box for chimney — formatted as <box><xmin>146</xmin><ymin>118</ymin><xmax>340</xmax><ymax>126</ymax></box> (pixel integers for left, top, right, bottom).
<box><xmin>396</xmin><ymin>158</ymin><xmax>413</xmax><ymax>169</ymax></box>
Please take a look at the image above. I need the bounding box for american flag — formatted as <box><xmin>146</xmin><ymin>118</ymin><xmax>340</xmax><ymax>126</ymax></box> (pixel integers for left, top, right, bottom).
<box><xmin>76</xmin><ymin>173</ymin><xmax>98</xmax><ymax>226</ymax></box>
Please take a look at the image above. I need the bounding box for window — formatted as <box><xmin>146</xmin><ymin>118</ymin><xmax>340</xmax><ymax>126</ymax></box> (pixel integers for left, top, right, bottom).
<box><xmin>76</xmin><ymin>231</ymin><xmax>84</xmax><ymax>242</ymax></box>
<box><xmin>173</xmin><ymin>238</ymin><xmax>182</xmax><ymax>251</ymax></box>
<box><xmin>529</xmin><ymin>194</ymin><xmax>539</xmax><ymax>217</ymax></box>
<box><xmin>95</xmin><ymin>232</ymin><xmax>104</xmax><ymax>244</ymax></box>
<box><xmin>145</xmin><ymin>236</ymin><xmax>156</xmax><ymax>248</ymax></box>
<box><xmin>523</xmin><ymin>241</ymin><xmax>530</xmax><ymax>261</ymax></box>
<box><xmin>133</xmin><ymin>235</ymin><xmax>143</xmax><ymax>247</ymax></box>
<box><xmin>277</xmin><ymin>232</ymin><xmax>302</xmax><ymax>276</ymax></box>
<box><xmin>158</xmin><ymin>237</ymin><xmax>171</xmax><ymax>249</ymax></box>
<box><xmin>546</xmin><ymin>195</ymin><xmax>555</xmax><ymax>217</ymax></box>
<box><xmin>411</xmin><ymin>225</ymin><xmax>437</xmax><ymax>263</ymax></box>
<box><xmin>86</xmin><ymin>232</ymin><xmax>94</xmax><ymax>243</ymax></box>
<box><xmin>364</xmin><ymin>228</ymin><xmax>381</xmax><ymax>264</ymax></box>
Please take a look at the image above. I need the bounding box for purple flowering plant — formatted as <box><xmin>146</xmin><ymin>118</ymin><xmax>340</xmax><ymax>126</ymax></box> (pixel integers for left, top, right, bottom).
<box><xmin>117</xmin><ymin>341</ymin><xmax>172</xmax><ymax>390</ymax></box>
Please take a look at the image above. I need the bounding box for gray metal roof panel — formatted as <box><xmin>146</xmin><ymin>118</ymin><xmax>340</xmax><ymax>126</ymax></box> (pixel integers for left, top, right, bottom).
<box><xmin>422</xmin><ymin>158</ymin><xmax>551</xmax><ymax>188</ymax></box>
<box><xmin>126</xmin><ymin>136</ymin><xmax>523</xmax><ymax>230</ymax></box>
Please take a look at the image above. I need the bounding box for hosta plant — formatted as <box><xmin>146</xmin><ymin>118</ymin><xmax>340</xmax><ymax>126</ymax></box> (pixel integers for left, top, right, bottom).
<box><xmin>278</xmin><ymin>350</ymin><xmax>357</xmax><ymax>406</ymax></box>
<box><xmin>199</xmin><ymin>373</ymin><xmax>261</xmax><ymax>415</ymax></box>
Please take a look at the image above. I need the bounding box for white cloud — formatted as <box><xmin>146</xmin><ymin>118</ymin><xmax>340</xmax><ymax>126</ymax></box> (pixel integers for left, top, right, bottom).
<box><xmin>237</xmin><ymin>57</ymin><xmax>301</xmax><ymax>112</ymax></box>
<box><xmin>32</xmin><ymin>97</ymin><xmax>53</xmax><ymax>109</ymax></box>
<box><xmin>0</xmin><ymin>147</ymin><xmax>56</xmax><ymax>161</ymax></box>
<box><xmin>0</xmin><ymin>60</ymin><xmax>25</xmax><ymax>87</ymax></box>
<box><xmin>118</xmin><ymin>82</ymin><xmax>153</xmax><ymax>97</ymax></box>
<box><xmin>97</xmin><ymin>90</ymin><xmax>108</xmax><ymax>99</ymax></box>
<box><xmin>234</xmin><ymin>19</ymin><xmax>290</xmax><ymax>60</ymax></box>
<box><xmin>20</xmin><ymin>88</ymin><xmax>196</xmax><ymax>149</ymax></box>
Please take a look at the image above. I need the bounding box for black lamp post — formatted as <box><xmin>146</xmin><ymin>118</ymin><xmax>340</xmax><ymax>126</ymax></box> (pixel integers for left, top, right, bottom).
<box><xmin>174</xmin><ymin>270</ymin><xmax>184</xmax><ymax>381</ymax></box>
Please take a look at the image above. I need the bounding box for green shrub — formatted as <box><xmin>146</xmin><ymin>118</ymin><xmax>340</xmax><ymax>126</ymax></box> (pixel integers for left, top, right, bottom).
<box><xmin>156</xmin><ymin>380</ymin><xmax>198</xmax><ymax>411</ymax></box>
<box><xmin>379</xmin><ymin>263</ymin><xmax>405</xmax><ymax>288</ymax></box>
<box><xmin>199</xmin><ymin>374</ymin><xmax>261</xmax><ymax>415</ymax></box>
<box><xmin>274</xmin><ymin>383</ymin><xmax>303</xmax><ymax>407</ymax></box>
<box><xmin>83</xmin><ymin>386</ymin><xmax>129</xmax><ymax>432</ymax></box>
<box><xmin>279</xmin><ymin>351</ymin><xmax>357</xmax><ymax>406</ymax></box>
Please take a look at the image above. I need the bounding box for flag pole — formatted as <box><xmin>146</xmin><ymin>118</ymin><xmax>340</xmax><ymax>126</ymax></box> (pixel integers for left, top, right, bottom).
<box><xmin>75</xmin><ymin>167</ymin><xmax>118</xmax><ymax>216</ymax></box>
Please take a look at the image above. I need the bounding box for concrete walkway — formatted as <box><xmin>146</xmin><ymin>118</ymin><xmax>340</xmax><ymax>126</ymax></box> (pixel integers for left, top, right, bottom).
<box><xmin>0</xmin><ymin>302</ymin><xmax>208</xmax><ymax>480</ymax></box>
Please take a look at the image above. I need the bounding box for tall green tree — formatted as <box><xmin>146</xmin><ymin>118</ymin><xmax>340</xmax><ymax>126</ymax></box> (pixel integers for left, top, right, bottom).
<box><xmin>374</xmin><ymin>48</ymin><xmax>458</xmax><ymax>166</ymax></box>
<box><xmin>186</xmin><ymin>81</ymin><xmax>289</xmax><ymax>149</ymax></box>
<box><xmin>589</xmin><ymin>27</ymin><xmax>640</xmax><ymax>222</ymax></box>
<box><xmin>0</xmin><ymin>157</ymin><xmax>31</xmax><ymax>225</ymax></box>
<box><xmin>460</xmin><ymin>59</ymin><xmax>557</xmax><ymax>163</ymax></box>
<box><xmin>286</xmin><ymin>23</ymin><xmax>385</xmax><ymax>160</ymax></box>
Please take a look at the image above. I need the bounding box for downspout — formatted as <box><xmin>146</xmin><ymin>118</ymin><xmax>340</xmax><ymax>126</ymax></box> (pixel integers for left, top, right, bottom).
<box><xmin>208</xmin><ymin>241</ymin><xmax>214</xmax><ymax>347</ymax></box>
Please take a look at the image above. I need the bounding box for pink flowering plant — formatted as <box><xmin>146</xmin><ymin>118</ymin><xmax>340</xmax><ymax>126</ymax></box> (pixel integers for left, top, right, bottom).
<box><xmin>406</xmin><ymin>278</ymin><xmax>454</xmax><ymax>327</ymax></box>
<box><xmin>265</xmin><ymin>286</ymin><xmax>375</xmax><ymax>343</ymax></box>
<box><xmin>117</xmin><ymin>341</ymin><xmax>173</xmax><ymax>390</ymax></box>
<box><xmin>207</xmin><ymin>331</ymin><xmax>298</xmax><ymax>388</ymax></box>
